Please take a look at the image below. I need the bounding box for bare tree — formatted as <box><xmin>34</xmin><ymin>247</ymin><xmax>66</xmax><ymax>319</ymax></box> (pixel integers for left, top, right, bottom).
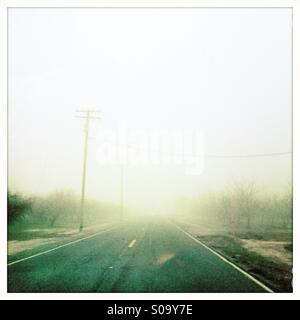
<box><xmin>231</xmin><ymin>181</ymin><xmax>258</xmax><ymax>229</ymax></box>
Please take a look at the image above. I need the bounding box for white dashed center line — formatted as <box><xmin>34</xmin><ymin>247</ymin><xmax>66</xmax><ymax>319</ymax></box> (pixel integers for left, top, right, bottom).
<box><xmin>128</xmin><ymin>240</ymin><xmax>137</xmax><ymax>248</ymax></box>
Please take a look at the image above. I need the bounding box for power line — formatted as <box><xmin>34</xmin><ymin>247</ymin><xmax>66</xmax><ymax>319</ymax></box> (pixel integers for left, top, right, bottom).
<box><xmin>109</xmin><ymin>142</ymin><xmax>292</xmax><ymax>159</ymax></box>
<box><xmin>204</xmin><ymin>151</ymin><xmax>292</xmax><ymax>159</ymax></box>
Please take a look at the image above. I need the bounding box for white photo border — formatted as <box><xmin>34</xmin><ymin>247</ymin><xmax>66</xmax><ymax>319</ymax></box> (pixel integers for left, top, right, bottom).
<box><xmin>0</xmin><ymin>0</ymin><xmax>298</xmax><ymax>300</ymax></box>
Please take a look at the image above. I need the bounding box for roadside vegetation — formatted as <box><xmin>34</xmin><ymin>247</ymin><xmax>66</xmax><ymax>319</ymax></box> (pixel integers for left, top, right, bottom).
<box><xmin>8</xmin><ymin>190</ymin><xmax>120</xmax><ymax>241</ymax></box>
<box><xmin>174</xmin><ymin>181</ymin><xmax>292</xmax><ymax>231</ymax></box>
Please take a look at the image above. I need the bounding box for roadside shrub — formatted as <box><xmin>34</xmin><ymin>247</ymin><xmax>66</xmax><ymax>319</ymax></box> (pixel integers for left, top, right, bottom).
<box><xmin>8</xmin><ymin>192</ymin><xmax>32</xmax><ymax>224</ymax></box>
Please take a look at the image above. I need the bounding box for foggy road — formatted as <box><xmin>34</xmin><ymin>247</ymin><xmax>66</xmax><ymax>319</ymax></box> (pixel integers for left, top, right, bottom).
<box><xmin>8</xmin><ymin>219</ymin><xmax>270</xmax><ymax>293</ymax></box>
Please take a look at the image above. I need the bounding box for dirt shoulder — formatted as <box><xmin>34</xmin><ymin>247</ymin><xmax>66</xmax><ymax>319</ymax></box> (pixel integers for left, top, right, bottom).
<box><xmin>8</xmin><ymin>222</ymin><xmax>117</xmax><ymax>258</ymax></box>
<box><xmin>175</xmin><ymin>220</ymin><xmax>292</xmax><ymax>293</ymax></box>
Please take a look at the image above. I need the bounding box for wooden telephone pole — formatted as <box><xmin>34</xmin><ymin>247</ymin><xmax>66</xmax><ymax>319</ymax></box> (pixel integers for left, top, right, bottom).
<box><xmin>76</xmin><ymin>110</ymin><xmax>100</xmax><ymax>232</ymax></box>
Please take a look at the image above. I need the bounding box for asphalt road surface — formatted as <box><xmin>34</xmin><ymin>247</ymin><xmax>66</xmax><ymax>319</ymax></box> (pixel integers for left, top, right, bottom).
<box><xmin>8</xmin><ymin>218</ymin><xmax>270</xmax><ymax>293</ymax></box>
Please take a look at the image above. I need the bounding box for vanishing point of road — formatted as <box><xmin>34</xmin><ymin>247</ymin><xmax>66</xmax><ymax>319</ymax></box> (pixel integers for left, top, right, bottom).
<box><xmin>8</xmin><ymin>218</ymin><xmax>271</xmax><ymax>293</ymax></box>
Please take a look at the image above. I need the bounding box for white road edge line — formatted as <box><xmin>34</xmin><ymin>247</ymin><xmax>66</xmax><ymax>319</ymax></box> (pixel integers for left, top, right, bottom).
<box><xmin>8</xmin><ymin>226</ymin><xmax>118</xmax><ymax>267</ymax></box>
<box><xmin>171</xmin><ymin>222</ymin><xmax>274</xmax><ymax>293</ymax></box>
<box><xmin>128</xmin><ymin>239</ymin><xmax>137</xmax><ymax>248</ymax></box>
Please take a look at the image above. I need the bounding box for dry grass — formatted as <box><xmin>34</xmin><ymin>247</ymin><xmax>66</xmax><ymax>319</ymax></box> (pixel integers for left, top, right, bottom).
<box><xmin>8</xmin><ymin>223</ymin><xmax>114</xmax><ymax>257</ymax></box>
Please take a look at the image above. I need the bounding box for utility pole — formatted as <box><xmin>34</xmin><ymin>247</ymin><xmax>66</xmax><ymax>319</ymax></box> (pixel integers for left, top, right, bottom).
<box><xmin>119</xmin><ymin>141</ymin><xmax>130</xmax><ymax>222</ymax></box>
<box><xmin>76</xmin><ymin>110</ymin><xmax>100</xmax><ymax>232</ymax></box>
<box><xmin>120</xmin><ymin>163</ymin><xmax>124</xmax><ymax>221</ymax></box>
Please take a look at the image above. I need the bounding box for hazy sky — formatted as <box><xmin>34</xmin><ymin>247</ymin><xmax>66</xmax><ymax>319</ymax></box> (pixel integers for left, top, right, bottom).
<box><xmin>8</xmin><ymin>8</ymin><xmax>292</xmax><ymax>213</ymax></box>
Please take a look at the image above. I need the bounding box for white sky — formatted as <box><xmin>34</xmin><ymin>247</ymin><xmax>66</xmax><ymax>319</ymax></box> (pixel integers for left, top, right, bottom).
<box><xmin>8</xmin><ymin>8</ymin><xmax>292</xmax><ymax>213</ymax></box>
